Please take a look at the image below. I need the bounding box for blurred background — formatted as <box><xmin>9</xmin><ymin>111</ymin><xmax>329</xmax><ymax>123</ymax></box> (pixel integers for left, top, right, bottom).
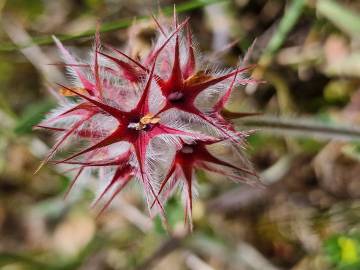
<box><xmin>0</xmin><ymin>0</ymin><xmax>360</xmax><ymax>269</ymax></box>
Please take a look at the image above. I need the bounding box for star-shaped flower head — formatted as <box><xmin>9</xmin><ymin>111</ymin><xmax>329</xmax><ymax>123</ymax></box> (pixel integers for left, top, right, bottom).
<box><xmin>36</xmin><ymin>11</ymin><xmax>261</xmax><ymax>229</ymax></box>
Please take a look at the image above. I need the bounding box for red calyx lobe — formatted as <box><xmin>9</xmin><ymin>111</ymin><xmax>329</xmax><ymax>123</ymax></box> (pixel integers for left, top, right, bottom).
<box><xmin>151</xmin><ymin>139</ymin><xmax>257</xmax><ymax>226</ymax></box>
<box><xmin>151</xmin><ymin>30</ymin><xmax>255</xmax><ymax>144</ymax></box>
<box><xmin>157</xmin><ymin>140</ymin><xmax>255</xmax><ymax>198</ymax></box>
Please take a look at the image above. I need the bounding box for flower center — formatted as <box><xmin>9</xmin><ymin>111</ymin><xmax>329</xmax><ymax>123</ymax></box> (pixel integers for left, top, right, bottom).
<box><xmin>181</xmin><ymin>146</ymin><xmax>194</xmax><ymax>154</ymax></box>
<box><xmin>168</xmin><ymin>91</ymin><xmax>184</xmax><ymax>103</ymax></box>
<box><xmin>127</xmin><ymin>113</ymin><xmax>160</xmax><ymax>131</ymax></box>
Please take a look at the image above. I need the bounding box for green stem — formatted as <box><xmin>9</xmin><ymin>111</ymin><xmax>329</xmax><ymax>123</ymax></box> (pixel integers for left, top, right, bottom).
<box><xmin>0</xmin><ymin>0</ymin><xmax>227</xmax><ymax>52</ymax></box>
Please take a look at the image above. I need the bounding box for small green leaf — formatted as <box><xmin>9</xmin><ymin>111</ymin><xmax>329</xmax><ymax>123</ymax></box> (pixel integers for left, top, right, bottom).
<box><xmin>338</xmin><ymin>237</ymin><xmax>358</xmax><ymax>264</ymax></box>
<box><xmin>14</xmin><ymin>100</ymin><xmax>55</xmax><ymax>135</ymax></box>
<box><xmin>154</xmin><ymin>197</ymin><xmax>184</xmax><ymax>234</ymax></box>
<box><xmin>342</xmin><ymin>143</ymin><xmax>360</xmax><ymax>161</ymax></box>
<box><xmin>324</xmin><ymin>234</ymin><xmax>360</xmax><ymax>270</ymax></box>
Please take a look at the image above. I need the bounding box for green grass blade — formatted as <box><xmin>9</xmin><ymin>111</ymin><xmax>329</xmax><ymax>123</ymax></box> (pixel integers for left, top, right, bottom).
<box><xmin>0</xmin><ymin>253</ymin><xmax>50</xmax><ymax>269</ymax></box>
<box><xmin>317</xmin><ymin>0</ymin><xmax>360</xmax><ymax>38</ymax></box>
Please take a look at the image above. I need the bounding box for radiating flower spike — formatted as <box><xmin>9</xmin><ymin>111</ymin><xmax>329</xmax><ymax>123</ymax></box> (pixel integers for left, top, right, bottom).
<box><xmin>183</xmin><ymin>24</ymin><xmax>196</xmax><ymax>79</ymax></box>
<box><xmin>152</xmin><ymin>14</ymin><xmax>166</xmax><ymax>36</ymax></box>
<box><xmin>94</xmin><ymin>23</ymin><xmax>103</xmax><ymax>98</ymax></box>
<box><xmin>144</xmin><ymin>17</ymin><xmax>190</xmax><ymax>66</ymax></box>
<box><xmin>52</xmin><ymin>36</ymin><xmax>95</xmax><ymax>95</ymax></box>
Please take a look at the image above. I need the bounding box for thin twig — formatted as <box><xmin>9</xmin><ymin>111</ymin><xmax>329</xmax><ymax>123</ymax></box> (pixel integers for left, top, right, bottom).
<box><xmin>135</xmin><ymin>236</ymin><xmax>184</xmax><ymax>270</ymax></box>
<box><xmin>236</xmin><ymin>115</ymin><xmax>360</xmax><ymax>141</ymax></box>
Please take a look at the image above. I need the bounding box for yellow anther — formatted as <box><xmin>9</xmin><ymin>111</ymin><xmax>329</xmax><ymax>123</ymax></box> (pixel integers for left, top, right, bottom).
<box><xmin>184</xmin><ymin>70</ymin><xmax>213</xmax><ymax>86</ymax></box>
<box><xmin>140</xmin><ymin>113</ymin><xmax>160</xmax><ymax>125</ymax></box>
<box><xmin>59</xmin><ymin>87</ymin><xmax>87</xmax><ymax>96</ymax></box>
